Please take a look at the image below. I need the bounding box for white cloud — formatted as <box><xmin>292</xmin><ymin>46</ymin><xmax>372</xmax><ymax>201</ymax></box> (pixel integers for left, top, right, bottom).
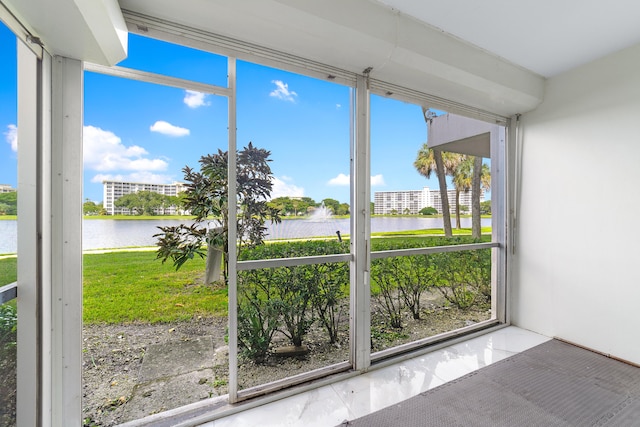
<box><xmin>150</xmin><ymin>120</ymin><xmax>190</xmax><ymax>137</ymax></box>
<box><xmin>91</xmin><ymin>171</ymin><xmax>173</xmax><ymax>184</ymax></box>
<box><xmin>328</xmin><ymin>173</ymin><xmax>385</xmax><ymax>186</ymax></box>
<box><xmin>371</xmin><ymin>174</ymin><xmax>386</xmax><ymax>186</ymax></box>
<box><xmin>4</xmin><ymin>124</ymin><xmax>17</xmax><ymax>152</ymax></box>
<box><xmin>328</xmin><ymin>173</ymin><xmax>350</xmax><ymax>186</ymax></box>
<box><xmin>271</xmin><ymin>176</ymin><xmax>304</xmax><ymax>198</ymax></box>
<box><xmin>336</xmin><ymin>104</ymin><xmax>342</xmax><ymax>109</ymax></box>
<box><xmin>184</xmin><ymin>90</ymin><xmax>210</xmax><ymax>108</ymax></box>
<box><xmin>83</xmin><ymin>125</ymin><xmax>169</xmax><ymax>172</ymax></box>
<box><xmin>270</xmin><ymin>80</ymin><xmax>298</xmax><ymax>102</ymax></box>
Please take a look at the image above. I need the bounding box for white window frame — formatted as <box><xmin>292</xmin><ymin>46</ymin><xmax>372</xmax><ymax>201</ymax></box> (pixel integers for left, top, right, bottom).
<box><xmin>16</xmin><ymin>11</ymin><xmax>510</xmax><ymax>424</ymax></box>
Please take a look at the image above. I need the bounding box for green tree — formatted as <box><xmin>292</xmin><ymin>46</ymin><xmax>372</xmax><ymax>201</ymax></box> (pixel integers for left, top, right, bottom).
<box><xmin>419</xmin><ymin>206</ymin><xmax>438</xmax><ymax>215</ymax></box>
<box><xmin>337</xmin><ymin>202</ymin><xmax>350</xmax><ymax>215</ymax></box>
<box><xmin>83</xmin><ymin>199</ymin><xmax>102</xmax><ymax>215</ymax></box>
<box><xmin>451</xmin><ymin>154</ymin><xmax>470</xmax><ymax>230</ymax></box>
<box><xmin>451</xmin><ymin>156</ymin><xmax>490</xmax><ymax>237</ymax></box>
<box><xmin>114</xmin><ymin>190</ymin><xmax>168</xmax><ymax>215</ymax></box>
<box><xmin>268</xmin><ymin>196</ymin><xmax>318</xmax><ymax>216</ymax></box>
<box><xmin>480</xmin><ymin>200</ymin><xmax>491</xmax><ymax>215</ymax></box>
<box><xmin>414</xmin><ymin>142</ymin><xmax>456</xmax><ymax>237</ymax></box>
<box><xmin>267</xmin><ymin>196</ymin><xmax>290</xmax><ymax>216</ymax></box>
<box><xmin>0</xmin><ymin>192</ymin><xmax>17</xmax><ymax>215</ymax></box>
<box><xmin>160</xmin><ymin>194</ymin><xmax>185</xmax><ymax>215</ymax></box>
<box><xmin>155</xmin><ymin>142</ymin><xmax>281</xmax><ymax>284</ymax></box>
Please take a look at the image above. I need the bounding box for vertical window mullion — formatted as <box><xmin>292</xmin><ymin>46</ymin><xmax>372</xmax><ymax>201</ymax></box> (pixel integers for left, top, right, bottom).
<box><xmin>16</xmin><ymin>35</ymin><xmax>40</xmax><ymax>427</ymax></box>
<box><xmin>227</xmin><ymin>56</ymin><xmax>239</xmax><ymax>403</ymax></box>
<box><xmin>350</xmin><ymin>74</ymin><xmax>371</xmax><ymax>371</ymax></box>
<box><xmin>50</xmin><ymin>55</ymin><xmax>84</xmax><ymax>426</ymax></box>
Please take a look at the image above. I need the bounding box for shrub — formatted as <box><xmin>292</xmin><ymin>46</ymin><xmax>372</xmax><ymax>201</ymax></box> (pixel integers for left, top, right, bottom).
<box><xmin>238</xmin><ymin>240</ymin><xmax>349</xmax><ymax>358</ymax></box>
<box><xmin>237</xmin><ymin>299</ymin><xmax>279</xmax><ymax>363</ymax></box>
<box><xmin>0</xmin><ymin>303</ymin><xmax>17</xmax><ymax>426</ymax></box>
<box><xmin>398</xmin><ymin>254</ymin><xmax>436</xmax><ymax>319</ymax></box>
<box><xmin>432</xmin><ymin>249</ymin><xmax>491</xmax><ymax>309</ymax></box>
<box><xmin>271</xmin><ymin>265</ymin><xmax>315</xmax><ymax>347</ymax></box>
<box><xmin>236</xmin><ymin>237</ymin><xmax>490</xmax><ymax>362</ymax></box>
<box><xmin>237</xmin><ymin>268</ymin><xmax>280</xmax><ymax>363</ymax></box>
<box><xmin>311</xmin><ymin>262</ymin><xmax>348</xmax><ymax>343</ymax></box>
<box><xmin>371</xmin><ymin>257</ymin><xmax>405</xmax><ymax>329</ymax></box>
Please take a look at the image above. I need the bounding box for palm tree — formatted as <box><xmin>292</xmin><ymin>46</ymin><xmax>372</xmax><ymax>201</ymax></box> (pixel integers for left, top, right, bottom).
<box><xmin>451</xmin><ymin>156</ymin><xmax>491</xmax><ymax>237</ymax></box>
<box><xmin>451</xmin><ymin>155</ymin><xmax>472</xmax><ymax>230</ymax></box>
<box><xmin>473</xmin><ymin>160</ymin><xmax>491</xmax><ymax>238</ymax></box>
<box><xmin>414</xmin><ymin>143</ymin><xmax>453</xmax><ymax>237</ymax></box>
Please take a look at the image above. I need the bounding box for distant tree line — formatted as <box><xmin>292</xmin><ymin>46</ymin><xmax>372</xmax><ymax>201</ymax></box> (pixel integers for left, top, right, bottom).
<box><xmin>83</xmin><ymin>191</ymin><xmax>352</xmax><ymax>218</ymax></box>
<box><xmin>83</xmin><ymin>199</ymin><xmax>105</xmax><ymax>215</ymax></box>
<box><xmin>0</xmin><ymin>192</ymin><xmax>17</xmax><ymax>215</ymax></box>
<box><xmin>267</xmin><ymin>196</ymin><xmax>349</xmax><ymax>216</ymax></box>
<box><xmin>113</xmin><ymin>191</ymin><xmax>184</xmax><ymax>216</ymax></box>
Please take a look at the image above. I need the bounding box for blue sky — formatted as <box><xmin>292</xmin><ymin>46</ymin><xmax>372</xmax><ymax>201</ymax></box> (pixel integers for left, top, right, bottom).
<box><xmin>1</xmin><ymin>23</ymin><xmax>17</xmax><ymax>185</ymax></box>
<box><xmin>1</xmin><ymin>26</ymin><xmax>464</xmax><ymax>205</ymax></box>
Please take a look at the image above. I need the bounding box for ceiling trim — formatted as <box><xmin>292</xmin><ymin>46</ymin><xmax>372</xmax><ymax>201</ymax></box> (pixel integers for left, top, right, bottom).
<box><xmin>123</xmin><ymin>9</ymin><xmax>358</xmax><ymax>88</ymax></box>
<box><xmin>123</xmin><ymin>9</ymin><xmax>509</xmax><ymax>125</ymax></box>
<box><xmin>3</xmin><ymin>0</ymin><xmax>127</xmax><ymax>65</ymax></box>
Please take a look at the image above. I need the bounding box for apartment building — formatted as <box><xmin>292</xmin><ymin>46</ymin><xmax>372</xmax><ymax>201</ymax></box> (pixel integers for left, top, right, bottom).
<box><xmin>0</xmin><ymin>184</ymin><xmax>16</xmax><ymax>193</ymax></box>
<box><xmin>103</xmin><ymin>180</ymin><xmax>187</xmax><ymax>215</ymax></box>
<box><xmin>374</xmin><ymin>187</ymin><xmax>483</xmax><ymax>215</ymax></box>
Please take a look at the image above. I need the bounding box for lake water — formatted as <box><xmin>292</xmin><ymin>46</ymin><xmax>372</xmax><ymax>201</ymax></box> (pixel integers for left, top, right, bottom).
<box><xmin>0</xmin><ymin>217</ymin><xmax>491</xmax><ymax>253</ymax></box>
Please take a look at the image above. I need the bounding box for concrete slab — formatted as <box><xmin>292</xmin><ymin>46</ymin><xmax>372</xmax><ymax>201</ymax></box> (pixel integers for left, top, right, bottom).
<box><xmin>138</xmin><ymin>336</ymin><xmax>215</xmax><ymax>382</ymax></box>
<box><xmin>123</xmin><ymin>368</ymin><xmax>218</xmax><ymax>420</ymax></box>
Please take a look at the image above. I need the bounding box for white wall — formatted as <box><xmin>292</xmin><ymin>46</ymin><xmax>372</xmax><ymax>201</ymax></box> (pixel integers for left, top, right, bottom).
<box><xmin>512</xmin><ymin>42</ymin><xmax>640</xmax><ymax>364</ymax></box>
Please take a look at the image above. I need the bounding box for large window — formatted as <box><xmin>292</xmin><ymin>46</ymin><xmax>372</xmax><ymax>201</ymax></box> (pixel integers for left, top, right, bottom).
<box><xmin>78</xmin><ymin>21</ymin><xmax>507</xmax><ymax>425</ymax></box>
<box><xmin>82</xmin><ymin>35</ymin><xmax>231</xmax><ymax>425</ymax></box>
<box><xmin>368</xmin><ymin>96</ymin><xmax>502</xmax><ymax>358</ymax></box>
<box><xmin>234</xmin><ymin>61</ymin><xmax>352</xmax><ymax>396</ymax></box>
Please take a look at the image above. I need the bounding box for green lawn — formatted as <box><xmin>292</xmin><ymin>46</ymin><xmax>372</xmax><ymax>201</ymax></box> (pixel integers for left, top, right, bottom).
<box><xmin>0</xmin><ymin>230</ymin><xmax>493</xmax><ymax>325</ymax></box>
<box><xmin>83</xmin><ymin>251</ymin><xmax>227</xmax><ymax>324</ymax></box>
<box><xmin>372</xmin><ymin>227</ymin><xmax>491</xmax><ymax>237</ymax></box>
<box><xmin>0</xmin><ymin>257</ymin><xmax>17</xmax><ymax>286</ymax></box>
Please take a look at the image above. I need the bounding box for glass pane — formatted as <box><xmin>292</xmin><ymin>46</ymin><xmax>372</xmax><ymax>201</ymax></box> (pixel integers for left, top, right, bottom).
<box><xmin>370</xmin><ymin>248</ymin><xmax>492</xmax><ymax>353</ymax></box>
<box><xmin>83</xmin><ymin>67</ymin><xmax>229</xmax><ymax>424</ymax></box>
<box><xmin>237</xmin><ymin>61</ymin><xmax>351</xmax><ymax>243</ymax></box>
<box><xmin>117</xmin><ymin>34</ymin><xmax>229</xmax><ymax>88</ymax></box>
<box><xmin>0</xmin><ymin>20</ymin><xmax>18</xmax><ymax>427</ymax></box>
<box><xmin>235</xmin><ymin>62</ymin><xmax>351</xmax><ymax>392</ymax></box>
<box><xmin>238</xmin><ymin>257</ymin><xmax>350</xmax><ymax>390</ymax></box>
<box><xmin>370</xmin><ymin>95</ymin><xmax>500</xmax><ymax>356</ymax></box>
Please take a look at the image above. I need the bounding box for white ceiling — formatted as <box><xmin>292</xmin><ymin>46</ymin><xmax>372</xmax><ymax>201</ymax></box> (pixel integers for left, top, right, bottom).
<box><xmin>377</xmin><ymin>0</ymin><xmax>640</xmax><ymax>77</ymax></box>
<box><xmin>8</xmin><ymin>0</ymin><xmax>640</xmax><ymax>115</ymax></box>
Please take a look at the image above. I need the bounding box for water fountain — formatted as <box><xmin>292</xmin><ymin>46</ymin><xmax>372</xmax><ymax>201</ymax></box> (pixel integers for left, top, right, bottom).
<box><xmin>307</xmin><ymin>202</ymin><xmax>333</xmax><ymax>221</ymax></box>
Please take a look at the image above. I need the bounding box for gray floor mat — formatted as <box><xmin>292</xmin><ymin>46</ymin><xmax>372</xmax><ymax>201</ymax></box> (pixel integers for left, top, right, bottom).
<box><xmin>340</xmin><ymin>339</ymin><xmax>640</xmax><ymax>426</ymax></box>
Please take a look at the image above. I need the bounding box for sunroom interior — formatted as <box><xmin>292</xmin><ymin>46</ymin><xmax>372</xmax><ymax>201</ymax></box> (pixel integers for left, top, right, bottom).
<box><xmin>2</xmin><ymin>0</ymin><xmax>640</xmax><ymax>425</ymax></box>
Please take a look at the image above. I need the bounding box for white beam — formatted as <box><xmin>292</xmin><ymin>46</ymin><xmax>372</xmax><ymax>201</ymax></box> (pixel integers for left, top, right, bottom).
<box><xmin>119</xmin><ymin>0</ymin><xmax>544</xmax><ymax>116</ymax></box>
<box><xmin>50</xmin><ymin>55</ymin><xmax>84</xmax><ymax>426</ymax></box>
<box><xmin>3</xmin><ymin>0</ymin><xmax>127</xmax><ymax>65</ymax></box>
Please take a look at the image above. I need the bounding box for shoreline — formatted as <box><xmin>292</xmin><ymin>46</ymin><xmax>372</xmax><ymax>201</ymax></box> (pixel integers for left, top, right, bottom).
<box><xmin>0</xmin><ymin>228</ymin><xmax>492</xmax><ymax>259</ymax></box>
